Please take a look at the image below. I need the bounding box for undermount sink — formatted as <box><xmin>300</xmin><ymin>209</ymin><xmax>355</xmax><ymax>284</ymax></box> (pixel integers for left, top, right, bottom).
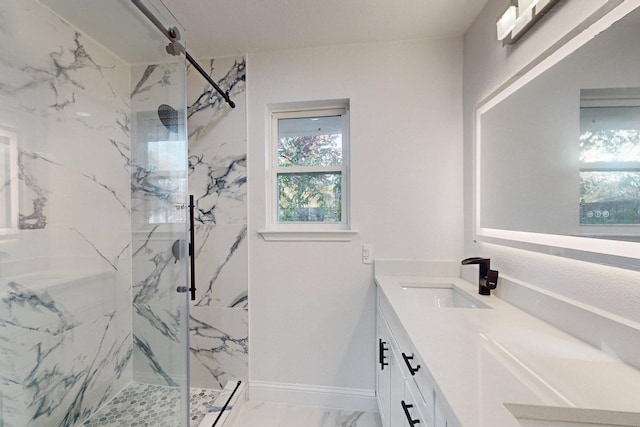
<box><xmin>504</xmin><ymin>403</ymin><xmax>640</xmax><ymax>427</ymax></box>
<box><xmin>399</xmin><ymin>282</ymin><xmax>490</xmax><ymax>309</ymax></box>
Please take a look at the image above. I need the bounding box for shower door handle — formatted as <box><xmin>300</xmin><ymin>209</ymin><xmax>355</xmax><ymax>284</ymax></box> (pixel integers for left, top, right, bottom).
<box><xmin>188</xmin><ymin>195</ymin><xmax>196</xmax><ymax>301</ymax></box>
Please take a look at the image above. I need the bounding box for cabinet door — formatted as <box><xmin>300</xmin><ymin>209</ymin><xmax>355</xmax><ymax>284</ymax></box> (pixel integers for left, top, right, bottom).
<box><xmin>389</xmin><ymin>347</ymin><xmax>406</xmax><ymax>427</ymax></box>
<box><xmin>401</xmin><ymin>378</ymin><xmax>430</xmax><ymax>427</ymax></box>
<box><xmin>376</xmin><ymin>312</ymin><xmax>392</xmax><ymax>427</ymax></box>
<box><xmin>434</xmin><ymin>397</ymin><xmax>447</xmax><ymax>427</ymax></box>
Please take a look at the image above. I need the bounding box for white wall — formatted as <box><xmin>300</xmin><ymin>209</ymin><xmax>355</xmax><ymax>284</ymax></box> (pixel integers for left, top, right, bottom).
<box><xmin>463</xmin><ymin>0</ymin><xmax>640</xmax><ymax>324</ymax></box>
<box><xmin>247</xmin><ymin>38</ymin><xmax>464</xmax><ymax>408</ymax></box>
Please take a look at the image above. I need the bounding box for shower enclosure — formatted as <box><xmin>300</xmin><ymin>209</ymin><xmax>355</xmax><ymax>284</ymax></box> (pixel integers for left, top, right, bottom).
<box><xmin>0</xmin><ymin>0</ymin><xmax>193</xmax><ymax>425</ymax></box>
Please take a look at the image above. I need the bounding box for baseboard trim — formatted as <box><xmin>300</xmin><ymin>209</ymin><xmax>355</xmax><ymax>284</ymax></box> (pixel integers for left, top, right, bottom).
<box><xmin>248</xmin><ymin>381</ymin><xmax>378</xmax><ymax>412</ymax></box>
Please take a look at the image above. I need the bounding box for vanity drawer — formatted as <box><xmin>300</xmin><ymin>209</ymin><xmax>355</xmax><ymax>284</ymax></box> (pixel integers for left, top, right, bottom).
<box><xmin>402</xmin><ymin>377</ymin><xmax>432</xmax><ymax>427</ymax></box>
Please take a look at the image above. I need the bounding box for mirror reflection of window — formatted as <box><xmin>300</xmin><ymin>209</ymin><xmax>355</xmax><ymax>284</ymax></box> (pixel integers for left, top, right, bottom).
<box><xmin>133</xmin><ymin>110</ymin><xmax>188</xmax><ymax>227</ymax></box>
<box><xmin>0</xmin><ymin>127</ymin><xmax>18</xmax><ymax>236</ymax></box>
<box><xmin>579</xmin><ymin>88</ymin><xmax>640</xmax><ymax>226</ymax></box>
<box><xmin>146</xmin><ymin>138</ymin><xmax>187</xmax><ymax>224</ymax></box>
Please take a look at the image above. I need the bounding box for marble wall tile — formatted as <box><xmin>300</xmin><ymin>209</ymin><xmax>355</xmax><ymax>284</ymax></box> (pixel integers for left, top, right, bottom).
<box><xmin>1</xmin><ymin>274</ymin><xmax>132</xmax><ymax>426</ymax></box>
<box><xmin>193</xmin><ymin>223</ymin><xmax>248</xmax><ymax>309</ymax></box>
<box><xmin>132</xmin><ymin>301</ymin><xmax>188</xmax><ymax>386</ymax></box>
<box><xmin>187</xmin><ymin>56</ymin><xmax>248</xmax><ymax>388</ymax></box>
<box><xmin>189</xmin><ymin>306</ymin><xmax>248</xmax><ymax>389</ymax></box>
<box><xmin>0</xmin><ymin>1</ymin><xmax>134</xmax><ymax>425</ymax></box>
<box><xmin>119</xmin><ymin>52</ymin><xmax>248</xmax><ymax>393</ymax></box>
<box><xmin>0</xmin><ymin>1</ymin><xmax>131</xmax><ymax>247</ymax></box>
<box><xmin>130</xmin><ymin>230</ymin><xmax>189</xmax><ymax>387</ymax></box>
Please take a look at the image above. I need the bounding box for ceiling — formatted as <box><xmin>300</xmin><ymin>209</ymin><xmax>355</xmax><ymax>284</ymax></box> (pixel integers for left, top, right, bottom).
<box><xmin>162</xmin><ymin>0</ymin><xmax>489</xmax><ymax>58</ymax></box>
<box><xmin>42</xmin><ymin>0</ymin><xmax>489</xmax><ymax>62</ymax></box>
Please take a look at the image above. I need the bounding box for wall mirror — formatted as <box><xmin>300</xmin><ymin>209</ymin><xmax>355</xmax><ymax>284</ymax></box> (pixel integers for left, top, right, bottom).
<box><xmin>475</xmin><ymin>2</ymin><xmax>640</xmax><ymax>266</ymax></box>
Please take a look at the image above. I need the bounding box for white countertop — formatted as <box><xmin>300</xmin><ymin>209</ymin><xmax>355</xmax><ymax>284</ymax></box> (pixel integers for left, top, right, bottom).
<box><xmin>375</xmin><ymin>270</ymin><xmax>640</xmax><ymax>427</ymax></box>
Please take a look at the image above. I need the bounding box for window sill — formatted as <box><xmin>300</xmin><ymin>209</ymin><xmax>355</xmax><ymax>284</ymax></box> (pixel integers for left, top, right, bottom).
<box><xmin>257</xmin><ymin>229</ymin><xmax>359</xmax><ymax>242</ymax></box>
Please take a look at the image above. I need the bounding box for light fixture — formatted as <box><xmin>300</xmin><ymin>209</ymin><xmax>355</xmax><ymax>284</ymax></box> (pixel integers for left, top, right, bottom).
<box><xmin>496</xmin><ymin>0</ymin><xmax>560</xmax><ymax>45</ymax></box>
<box><xmin>496</xmin><ymin>5</ymin><xmax>517</xmax><ymax>40</ymax></box>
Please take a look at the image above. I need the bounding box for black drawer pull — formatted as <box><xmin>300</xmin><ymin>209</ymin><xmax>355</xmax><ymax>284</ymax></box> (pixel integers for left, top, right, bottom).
<box><xmin>401</xmin><ymin>352</ymin><xmax>421</xmax><ymax>376</ymax></box>
<box><xmin>379</xmin><ymin>339</ymin><xmax>389</xmax><ymax>370</ymax></box>
<box><xmin>401</xmin><ymin>400</ymin><xmax>421</xmax><ymax>426</ymax></box>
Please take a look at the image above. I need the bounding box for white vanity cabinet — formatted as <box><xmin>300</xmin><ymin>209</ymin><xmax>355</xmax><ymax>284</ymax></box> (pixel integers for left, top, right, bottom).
<box><xmin>377</xmin><ymin>294</ymin><xmax>460</xmax><ymax>427</ymax></box>
<box><xmin>376</xmin><ymin>305</ymin><xmax>393</xmax><ymax>426</ymax></box>
<box><xmin>377</xmin><ymin>303</ymin><xmax>416</xmax><ymax>427</ymax></box>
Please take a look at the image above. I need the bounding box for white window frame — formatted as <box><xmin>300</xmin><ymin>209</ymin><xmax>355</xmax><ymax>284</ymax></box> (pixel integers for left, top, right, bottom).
<box><xmin>0</xmin><ymin>126</ymin><xmax>19</xmax><ymax>238</ymax></box>
<box><xmin>577</xmin><ymin>93</ymin><xmax>640</xmax><ymax>237</ymax></box>
<box><xmin>259</xmin><ymin>102</ymin><xmax>358</xmax><ymax>241</ymax></box>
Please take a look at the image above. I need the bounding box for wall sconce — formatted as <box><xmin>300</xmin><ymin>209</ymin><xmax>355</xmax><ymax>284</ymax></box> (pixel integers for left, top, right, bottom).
<box><xmin>496</xmin><ymin>0</ymin><xmax>560</xmax><ymax>45</ymax></box>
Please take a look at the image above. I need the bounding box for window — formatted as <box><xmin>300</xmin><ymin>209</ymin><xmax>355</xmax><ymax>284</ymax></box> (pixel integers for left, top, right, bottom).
<box><xmin>579</xmin><ymin>89</ymin><xmax>640</xmax><ymax>227</ymax></box>
<box><xmin>262</xmin><ymin>103</ymin><xmax>355</xmax><ymax>240</ymax></box>
<box><xmin>0</xmin><ymin>127</ymin><xmax>18</xmax><ymax>237</ymax></box>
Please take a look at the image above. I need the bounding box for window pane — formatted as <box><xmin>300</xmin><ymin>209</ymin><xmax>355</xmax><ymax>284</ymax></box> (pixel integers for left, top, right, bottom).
<box><xmin>1</xmin><ymin>135</ymin><xmax>11</xmax><ymax>229</ymax></box>
<box><xmin>277</xmin><ymin>172</ymin><xmax>342</xmax><ymax>222</ymax></box>
<box><xmin>278</xmin><ymin>116</ymin><xmax>342</xmax><ymax>167</ymax></box>
<box><xmin>580</xmin><ymin>171</ymin><xmax>640</xmax><ymax>224</ymax></box>
<box><xmin>580</xmin><ymin>106</ymin><xmax>640</xmax><ymax>162</ymax></box>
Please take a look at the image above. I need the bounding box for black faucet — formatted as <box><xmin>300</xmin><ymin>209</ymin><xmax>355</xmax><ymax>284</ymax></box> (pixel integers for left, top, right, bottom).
<box><xmin>461</xmin><ymin>257</ymin><xmax>499</xmax><ymax>295</ymax></box>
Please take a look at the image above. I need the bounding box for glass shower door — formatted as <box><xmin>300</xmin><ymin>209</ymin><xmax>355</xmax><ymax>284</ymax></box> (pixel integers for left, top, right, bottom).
<box><xmin>0</xmin><ymin>0</ymin><xmax>191</xmax><ymax>425</ymax></box>
<box><xmin>129</xmin><ymin>1</ymin><xmax>191</xmax><ymax>426</ymax></box>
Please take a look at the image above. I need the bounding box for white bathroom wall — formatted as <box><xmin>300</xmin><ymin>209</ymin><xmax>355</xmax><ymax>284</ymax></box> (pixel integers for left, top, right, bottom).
<box><xmin>247</xmin><ymin>38</ymin><xmax>464</xmax><ymax>409</ymax></box>
<box><xmin>463</xmin><ymin>0</ymin><xmax>640</xmax><ymax>324</ymax></box>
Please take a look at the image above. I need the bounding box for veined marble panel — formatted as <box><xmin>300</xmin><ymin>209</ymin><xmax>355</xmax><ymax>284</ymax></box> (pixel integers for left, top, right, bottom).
<box><xmin>186</xmin><ymin>57</ymin><xmax>248</xmax><ymax>389</ymax></box>
<box><xmin>193</xmin><ymin>223</ymin><xmax>248</xmax><ymax>309</ymax></box>
<box><xmin>188</xmin><ymin>57</ymin><xmax>247</xmax><ymax>310</ymax></box>
<box><xmin>0</xmin><ymin>1</ymin><xmax>134</xmax><ymax>426</ymax></box>
<box><xmin>189</xmin><ymin>151</ymin><xmax>247</xmax><ymax>226</ymax></box>
<box><xmin>188</xmin><ymin>58</ymin><xmax>247</xmax><ymax>227</ymax></box>
<box><xmin>132</xmin><ymin>302</ymin><xmax>188</xmax><ymax>387</ymax></box>
<box><xmin>189</xmin><ymin>307</ymin><xmax>248</xmax><ymax>389</ymax></box>
<box><xmin>1</xmin><ymin>273</ymin><xmax>132</xmax><ymax>427</ymax></box>
<box><xmin>131</xmin><ymin>229</ymin><xmax>189</xmax><ymax>387</ymax></box>
<box><xmin>127</xmin><ymin>56</ymin><xmax>247</xmax><ymax>390</ymax></box>
<box><xmin>131</xmin><ymin>228</ymin><xmax>188</xmax><ymax>307</ymax></box>
<box><xmin>187</xmin><ymin>58</ymin><xmax>246</xmax><ymax>142</ymax></box>
<box><xmin>0</xmin><ymin>0</ymin><xmax>131</xmax><ymax>243</ymax></box>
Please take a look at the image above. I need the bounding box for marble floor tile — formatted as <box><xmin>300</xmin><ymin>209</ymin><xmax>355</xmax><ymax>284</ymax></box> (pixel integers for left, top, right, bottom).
<box><xmin>230</xmin><ymin>401</ymin><xmax>382</xmax><ymax>427</ymax></box>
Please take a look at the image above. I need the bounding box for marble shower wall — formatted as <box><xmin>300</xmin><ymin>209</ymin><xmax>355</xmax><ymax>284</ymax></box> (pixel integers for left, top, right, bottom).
<box><xmin>187</xmin><ymin>57</ymin><xmax>248</xmax><ymax>389</ymax></box>
<box><xmin>0</xmin><ymin>1</ymin><xmax>133</xmax><ymax>426</ymax></box>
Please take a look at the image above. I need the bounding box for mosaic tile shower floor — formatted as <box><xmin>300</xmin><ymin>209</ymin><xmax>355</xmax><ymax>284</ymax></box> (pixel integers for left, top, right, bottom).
<box><xmin>82</xmin><ymin>382</ymin><xmax>220</xmax><ymax>427</ymax></box>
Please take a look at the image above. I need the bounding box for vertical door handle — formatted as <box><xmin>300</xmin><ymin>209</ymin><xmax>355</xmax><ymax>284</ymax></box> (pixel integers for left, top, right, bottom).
<box><xmin>379</xmin><ymin>339</ymin><xmax>389</xmax><ymax>370</ymax></box>
<box><xmin>188</xmin><ymin>195</ymin><xmax>196</xmax><ymax>301</ymax></box>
